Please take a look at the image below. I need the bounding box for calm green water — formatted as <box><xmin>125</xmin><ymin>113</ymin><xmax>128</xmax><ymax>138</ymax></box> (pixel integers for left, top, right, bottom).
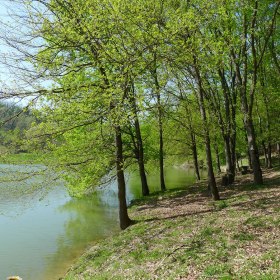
<box><xmin>0</xmin><ymin>164</ymin><xmax>200</xmax><ymax>279</ymax></box>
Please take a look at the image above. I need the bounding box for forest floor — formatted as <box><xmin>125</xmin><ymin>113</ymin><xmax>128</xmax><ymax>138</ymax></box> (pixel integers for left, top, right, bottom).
<box><xmin>64</xmin><ymin>167</ymin><xmax>280</xmax><ymax>280</ymax></box>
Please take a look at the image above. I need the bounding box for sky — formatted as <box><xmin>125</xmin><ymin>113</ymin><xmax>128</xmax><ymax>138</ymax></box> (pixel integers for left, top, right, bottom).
<box><xmin>0</xmin><ymin>0</ymin><xmax>16</xmax><ymax>85</ymax></box>
<box><xmin>0</xmin><ymin>1</ymin><xmax>42</xmax><ymax>105</ymax></box>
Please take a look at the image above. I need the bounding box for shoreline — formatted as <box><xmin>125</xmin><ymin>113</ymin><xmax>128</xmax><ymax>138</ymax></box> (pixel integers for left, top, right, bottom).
<box><xmin>63</xmin><ymin>168</ymin><xmax>280</xmax><ymax>279</ymax></box>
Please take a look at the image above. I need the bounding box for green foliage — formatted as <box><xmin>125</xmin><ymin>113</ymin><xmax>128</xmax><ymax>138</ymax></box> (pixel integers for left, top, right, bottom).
<box><xmin>3</xmin><ymin>0</ymin><xmax>278</xmax><ymax>195</ymax></box>
<box><xmin>0</xmin><ymin>102</ymin><xmax>37</xmax><ymax>154</ymax></box>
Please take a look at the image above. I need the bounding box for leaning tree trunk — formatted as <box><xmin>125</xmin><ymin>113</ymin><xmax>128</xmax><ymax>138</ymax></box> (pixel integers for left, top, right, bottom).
<box><xmin>115</xmin><ymin>126</ymin><xmax>132</xmax><ymax>230</ymax></box>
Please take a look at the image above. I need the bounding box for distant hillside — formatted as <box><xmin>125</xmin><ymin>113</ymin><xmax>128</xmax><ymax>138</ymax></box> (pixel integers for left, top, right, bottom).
<box><xmin>0</xmin><ymin>102</ymin><xmax>36</xmax><ymax>153</ymax></box>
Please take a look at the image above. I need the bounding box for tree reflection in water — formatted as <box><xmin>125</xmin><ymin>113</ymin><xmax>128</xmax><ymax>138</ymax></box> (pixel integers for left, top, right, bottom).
<box><xmin>42</xmin><ymin>193</ymin><xmax>119</xmax><ymax>279</ymax></box>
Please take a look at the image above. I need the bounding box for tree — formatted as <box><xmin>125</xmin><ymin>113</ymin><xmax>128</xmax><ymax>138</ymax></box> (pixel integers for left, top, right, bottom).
<box><xmin>9</xmin><ymin>0</ymin><xmax>138</xmax><ymax>229</ymax></box>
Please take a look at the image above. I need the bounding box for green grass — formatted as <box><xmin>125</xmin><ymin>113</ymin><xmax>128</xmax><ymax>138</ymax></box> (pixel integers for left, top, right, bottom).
<box><xmin>214</xmin><ymin>200</ymin><xmax>229</xmax><ymax>210</ymax></box>
<box><xmin>63</xmin><ymin>170</ymin><xmax>280</xmax><ymax>280</ymax></box>
<box><xmin>203</xmin><ymin>263</ymin><xmax>232</xmax><ymax>278</ymax></box>
<box><xmin>233</xmin><ymin>232</ymin><xmax>255</xmax><ymax>241</ymax></box>
<box><xmin>245</xmin><ymin>216</ymin><xmax>267</xmax><ymax>228</ymax></box>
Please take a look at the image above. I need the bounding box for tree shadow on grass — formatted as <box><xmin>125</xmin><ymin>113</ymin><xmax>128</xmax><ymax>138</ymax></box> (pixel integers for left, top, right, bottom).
<box><xmin>133</xmin><ymin>169</ymin><xmax>280</xmax><ymax>224</ymax></box>
<box><xmin>139</xmin><ymin>208</ymin><xmax>215</xmax><ymax>223</ymax></box>
<box><xmin>228</xmin><ymin>193</ymin><xmax>280</xmax><ymax>212</ymax></box>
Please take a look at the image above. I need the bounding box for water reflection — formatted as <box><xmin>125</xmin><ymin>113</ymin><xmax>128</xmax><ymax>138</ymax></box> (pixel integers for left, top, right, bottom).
<box><xmin>127</xmin><ymin>167</ymin><xmax>203</xmax><ymax>199</ymax></box>
<box><xmin>43</xmin><ymin>195</ymin><xmax>119</xmax><ymax>279</ymax></box>
<box><xmin>0</xmin><ymin>165</ymin><xmax>202</xmax><ymax>279</ymax></box>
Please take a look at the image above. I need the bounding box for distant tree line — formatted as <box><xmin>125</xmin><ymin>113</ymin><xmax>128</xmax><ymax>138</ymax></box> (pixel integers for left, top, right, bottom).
<box><xmin>0</xmin><ymin>102</ymin><xmax>36</xmax><ymax>153</ymax></box>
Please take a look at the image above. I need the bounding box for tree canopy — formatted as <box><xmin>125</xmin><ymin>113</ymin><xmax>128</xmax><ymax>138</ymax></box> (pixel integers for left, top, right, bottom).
<box><xmin>1</xmin><ymin>0</ymin><xmax>279</xmax><ymax>229</ymax></box>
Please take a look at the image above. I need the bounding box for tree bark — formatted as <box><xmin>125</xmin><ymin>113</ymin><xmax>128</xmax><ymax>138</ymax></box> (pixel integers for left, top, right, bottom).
<box><xmin>277</xmin><ymin>143</ymin><xmax>280</xmax><ymax>165</ymax></box>
<box><xmin>135</xmin><ymin>117</ymin><xmax>150</xmax><ymax>196</ymax></box>
<box><xmin>244</xmin><ymin>118</ymin><xmax>263</xmax><ymax>184</ymax></box>
<box><xmin>194</xmin><ymin>60</ymin><xmax>220</xmax><ymax>200</ymax></box>
<box><xmin>153</xmin><ymin>54</ymin><xmax>166</xmax><ymax>192</ymax></box>
<box><xmin>218</xmin><ymin>69</ymin><xmax>235</xmax><ymax>177</ymax></box>
<box><xmin>224</xmin><ymin>136</ymin><xmax>234</xmax><ymax>175</ymax></box>
<box><xmin>262</xmin><ymin>141</ymin><xmax>268</xmax><ymax>168</ymax></box>
<box><xmin>205</xmin><ymin>134</ymin><xmax>220</xmax><ymax>200</ymax></box>
<box><xmin>115</xmin><ymin>126</ymin><xmax>132</xmax><ymax>230</ymax></box>
<box><xmin>231</xmin><ymin>3</ymin><xmax>263</xmax><ymax>184</ymax></box>
<box><xmin>191</xmin><ymin>133</ymin><xmax>200</xmax><ymax>181</ymax></box>
<box><xmin>230</xmin><ymin>128</ymin><xmax>237</xmax><ymax>177</ymax></box>
<box><xmin>247</xmin><ymin>148</ymin><xmax>252</xmax><ymax>169</ymax></box>
<box><xmin>236</xmin><ymin>153</ymin><xmax>240</xmax><ymax>172</ymax></box>
<box><xmin>214</xmin><ymin>141</ymin><xmax>221</xmax><ymax>174</ymax></box>
<box><xmin>158</xmin><ymin>112</ymin><xmax>166</xmax><ymax>191</ymax></box>
<box><xmin>267</xmin><ymin>142</ymin><xmax>272</xmax><ymax>169</ymax></box>
<box><xmin>129</xmin><ymin>84</ymin><xmax>150</xmax><ymax>196</ymax></box>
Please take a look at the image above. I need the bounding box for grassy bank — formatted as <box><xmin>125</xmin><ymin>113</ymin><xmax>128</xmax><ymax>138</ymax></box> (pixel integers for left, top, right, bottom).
<box><xmin>64</xmin><ymin>169</ymin><xmax>280</xmax><ymax>280</ymax></box>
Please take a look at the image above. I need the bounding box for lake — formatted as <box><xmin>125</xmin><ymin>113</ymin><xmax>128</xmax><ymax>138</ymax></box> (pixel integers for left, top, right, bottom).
<box><xmin>0</xmin><ymin>164</ymin><xmax>201</xmax><ymax>279</ymax></box>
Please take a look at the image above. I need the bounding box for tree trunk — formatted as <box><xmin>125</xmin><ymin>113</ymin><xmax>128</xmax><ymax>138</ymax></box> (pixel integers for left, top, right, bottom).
<box><xmin>214</xmin><ymin>141</ymin><xmax>221</xmax><ymax>174</ymax></box>
<box><xmin>193</xmin><ymin>60</ymin><xmax>220</xmax><ymax>200</ymax></box>
<box><xmin>262</xmin><ymin>141</ymin><xmax>268</xmax><ymax>168</ymax></box>
<box><xmin>115</xmin><ymin>126</ymin><xmax>132</xmax><ymax>230</ymax></box>
<box><xmin>230</xmin><ymin>130</ymin><xmax>237</xmax><ymax>177</ymax></box>
<box><xmin>267</xmin><ymin>142</ymin><xmax>272</xmax><ymax>168</ymax></box>
<box><xmin>244</xmin><ymin>118</ymin><xmax>263</xmax><ymax>184</ymax></box>
<box><xmin>158</xmin><ymin>116</ymin><xmax>166</xmax><ymax>191</ymax></box>
<box><xmin>277</xmin><ymin>143</ymin><xmax>280</xmax><ymax>165</ymax></box>
<box><xmin>205</xmin><ymin>134</ymin><xmax>220</xmax><ymax>200</ymax></box>
<box><xmin>153</xmin><ymin>54</ymin><xmax>166</xmax><ymax>192</ymax></box>
<box><xmin>236</xmin><ymin>153</ymin><xmax>240</xmax><ymax>171</ymax></box>
<box><xmin>247</xmin><ymin>149</ymin><xmax>252</xmax><ymax>169</ymax></box>
<box><xmin>135</xmin><ymin>118</ymin><xmax>150</xmax><ymax>196</ymax></box>
<box><xmin>191</xmin><ymin>133</ymin><xmax>200</xmax><ymax>181</ymax></box>
<box><xmin>218</xmin><ymin>69</ymin><xmax>235</xmax><ymax>178</ymax></box>
<box><xmin>129</xmin><ymin>85</ymin><xmax>150</xmax><ymax>196</ymax></box>
<box><xmin>224</xmin><ymin>136</ymin><xmax>234</xmax><ymax>175</ymax></box>
<box><xmin>232</xmin><ymin>5</ymin><xmax>263</xmax><ymax>185</ymax></box>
